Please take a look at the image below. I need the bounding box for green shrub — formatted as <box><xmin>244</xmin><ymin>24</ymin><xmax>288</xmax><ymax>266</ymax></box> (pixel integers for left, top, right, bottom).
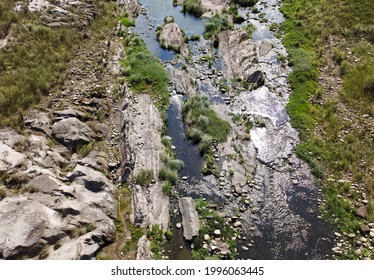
<box><xmin>134</xmin><ymin>168</ymin><xmax>154</xmax><ymax>186</ymax></box>
<box><xmin>183</xmin><ymin>95</ymin><xmax>230</xmax><ymax>143</ymax></box>
<box><xmin>182</xmin><ymin>0</ymin><xmax>204</xmax><ymax>16</ymax></box>
<box><xmin>204</xmin><ymin>14</ymin><xmax>233</xmax><ymax>39</ymax></box>
<box><xmin>199</xmin><ymin>135</ymin><xmax>213</xmax><ymax>154</ymax></box>
<box><xmin>120</xmin><ymin>16</ymin><xmax>135</xmax><ymax>27</ymax></box>
<box><xmin>162</xmin><ymin>181</ymin><xmax>173</xmax><ymax>196</ymax></box>
<box><xmin>159</xmin><ymin>166</ymin><xmax>178</xmax><ymax>185</ymax></box>
<box><xmin>244</xmin><ymin>23</ymin><xmax>255</xmax><ymax>38</ymax></box>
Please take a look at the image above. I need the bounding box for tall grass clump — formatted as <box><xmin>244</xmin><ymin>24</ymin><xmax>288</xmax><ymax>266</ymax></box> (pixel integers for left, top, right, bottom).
<box><xmin>204</xmin><ymin>14</ymin><xmax>233</xmax><ymax>39</ymax></box>
<box><xmin>182</xmin><ymin>95</ymin><xmax>230</xmax><ymax>175</ymax></box>
<box><xmin>182</xmin><ymin>0</ymin><xmax>204</xmax><ymax>17</ymax></box>
<box><xmin>134</xmin><ymin>168</ymin><xmax>154</xmax><ymax>186</ymax></box>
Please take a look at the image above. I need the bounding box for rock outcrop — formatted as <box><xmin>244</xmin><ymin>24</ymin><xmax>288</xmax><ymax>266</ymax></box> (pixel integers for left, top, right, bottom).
<box><xmin>0</xmin><ymin>27</ymin><xmax>124</xmax><ymax>259</ymax></box>
<box><xmin>136</xmin><ymin>235</ymin><xmax>153</xmax><ymax>260</ymax></box>
<box><xmin>201</xmin><ymin>0</ymin><xmax>231</xmax><ymax>17</ymax></box>
<box><xmin>179</xmin><ymin>197</ymin><xmax>200</xmax><ymax>240</ymax></box>
<box><xmin>158</xmin><ymin>19</ymin><xmax>189</xmax><ymax>56</ymax></box>
<box><xmin>218</xmin><ymin>29</ymin><xmax>257</xmax><ymax>80</ymax></box>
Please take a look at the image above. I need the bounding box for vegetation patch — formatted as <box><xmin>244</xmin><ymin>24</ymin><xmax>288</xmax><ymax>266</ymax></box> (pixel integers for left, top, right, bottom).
<box><xmin>122</xmin><ymin>34</ymin><xmax>170</xmax><ymax>112</ymax></box>
<box><xmin>280</xmin><ymin>0</ymin><xmax>374</xmax><ymax>247</ymax></box>
<box><xmin>191</xmin><ymin>198</ymin><xmax>237</xmax><ymax>260</ymax></box>
<box><xmin>182</xmin><ymin>95</ymin><xmax>230</xmax><ymax>175</ymax></box>
<box><xmin>182</xmin><ymin>0</ymin><xmax>204</xmax><ymax>17</ymax></box>
<box><xmin>204</xmin><ymin>14</ymin><xmax>233</xmax><ymax>39</ymax></box>
<box><xmin>0</xmin><ymin>0</ymin><xmax>117</xmax><ymax>127</ymax></box>
<box><xmin>133</xmin><ymin>168</ymin><xmax>154</xmax><ymax>186</ymax></box>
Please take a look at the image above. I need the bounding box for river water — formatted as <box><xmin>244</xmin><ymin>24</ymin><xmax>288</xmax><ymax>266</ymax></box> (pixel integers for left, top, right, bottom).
<box><xmin>133</xmin><ymin>0</ymin><xmax>333</xmax><ymax>260</ymax></box>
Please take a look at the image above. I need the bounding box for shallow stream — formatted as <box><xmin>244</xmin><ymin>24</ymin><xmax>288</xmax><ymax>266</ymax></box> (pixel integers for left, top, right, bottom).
<box><xmin>133</xmin><ymin>0</ymin><xmax>333</xmax><ymax>260</ymax></box>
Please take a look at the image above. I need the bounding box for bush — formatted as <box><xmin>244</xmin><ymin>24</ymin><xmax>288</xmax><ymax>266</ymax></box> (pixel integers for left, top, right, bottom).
<box><xmin>244</xmin><ymin>23</ymin><xmax>255</xmax><ymax>38</ymax></box>
<box><xmin>199</xmin><ymin>135</ymin><xmax>213</xmax><ymax>154</ymax></box>
<box><xmin>159</xmin><ymin>166</ymin><xmax>178</xmax><ymax>185</ymax></box>
<box><xmin>183</xmin><ymin>95</ymin><xmax>230</xmax><ymax>143</ymax></box>
<box><xmin>182</xmin><ymin>0</ymin><xmax>204</xmax><ymax>16</ymax></box>
<box><xmin>134</xmin><ymin>168</ymin><xmax>154</xmax><ymax>186</ymax></box>
<box><xmin>162</xmin><ymin>181</ymin><xmax>173</xmax><ymax>196</ymax></box>
<box><xmin>204</xmin><ymin>14</ymin><xmax>233</xmax><ymax>39</ymax></box>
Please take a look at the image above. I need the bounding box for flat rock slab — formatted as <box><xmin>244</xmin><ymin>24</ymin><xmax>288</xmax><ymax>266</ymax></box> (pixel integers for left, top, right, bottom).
<box><xmin>178</xmin><ymin>197</ymin><xmax>200</xmax><ymax>240</ymax></box>
<box><xmin>52</xmin><ymin>117</ymin><xmax>94</xmax><ymax>149</ymax></box>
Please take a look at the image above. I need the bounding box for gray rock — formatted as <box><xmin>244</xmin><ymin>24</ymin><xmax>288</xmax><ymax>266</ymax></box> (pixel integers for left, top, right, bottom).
<box><xmin>356</xmin><ymin>205</ymin><xmax>368</xmax><ymax>219</ymax></box>
<box><xmin>131</xmin><ymin>185</ymin><xmax>149</xmax><ymax>230</ymax></box>
<box><xmin>149</xmin><ymin>182</ymin><xmax>170</xmax><ymax>233</ymax></box>
<box><xmin>247</xmin><ymin>70</ymin><xmax>265</xmax><ymax>90</ymax></box>
<box><xmin>234</xmin><ymin>186</ymin><xmax>243</xmax><ymax>195</ymax></box>
<box><xmin>218</xmin><ymin>29</ymin><xmax>257</xmax><ymax>80</ymax></box>
<box><xmin>136</xmin><ymin>235</ymin><xmax>153</xmax><ymax>260</ymax></box>
<box><xmin>0</xmin><ymin>197</ymin><xmax>63</xmax><ymax>259</ymax></box>
<box><xmin>27</xmin><ymin>174</ymin><xmax>61</xmax><ymax>193</ymax></box>
<box><xmin>360</xmin><ymin>224</ymin><xmax>370</xmax><ymax>234</ymax></box>
<box><xmin>158</xmin><ymin>22</ymin><xmax>189</xmax><ymax>56</ymax></box>
<box><xmin>178</xmin><ymin>197</ymin><xmax>200</xmax><ymax>240</ymax></box>
<box><xmin>52</xmin><ymin>117</ymin><xmax>94</xmax><ymax>149</ymax></box>
<box><xmin>233</xmin><ymin>221</ymin><xmax>242</xmax><ymax>228</ymax></box>
<box><xmin>214</xmin><ymin>229</ymin><xmax>221</xmax><ymax>237</ymax></box>
<box><xmin>24</xmin><ymin>110</ymin><xmax>52</xmax><ymax>135</ymax></box>
<box><xmin>0</xmin><ymin>143</ymin><xmax>28</xmax><ymax>172</ymax></box>
<box><xmin>53</xmin><ymin>108</ymin><xmax>87</xmax><ymax>121</ymax></box>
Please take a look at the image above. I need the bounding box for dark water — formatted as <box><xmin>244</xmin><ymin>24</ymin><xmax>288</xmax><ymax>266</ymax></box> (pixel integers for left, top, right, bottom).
<box><xmin>166</xmin><ymin>96</ymin><xmax>203</xmax><ymax>180</ymax></box>
<box><xmin>135</xmin><ymin>0</ymin><xmax>205</xmax><ymax>61</ymax></box>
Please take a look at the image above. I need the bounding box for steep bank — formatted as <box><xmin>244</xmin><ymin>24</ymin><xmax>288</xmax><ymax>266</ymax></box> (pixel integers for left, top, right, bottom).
<box><xmin>280</xmin><ymin>0</ymin><xmax>374</xmax><ymax>259</ymax></box>
<box><xmin>0</xmin><ymin>0</ymin><xmax>130</xmax><ymax>259</ymax></box>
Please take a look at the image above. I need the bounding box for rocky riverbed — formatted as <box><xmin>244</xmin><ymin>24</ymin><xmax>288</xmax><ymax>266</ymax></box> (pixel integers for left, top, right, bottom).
<box><xmin>1</xmin><ymin>0</ymin><xmax>372</xmax><ymax>260</ymax></box>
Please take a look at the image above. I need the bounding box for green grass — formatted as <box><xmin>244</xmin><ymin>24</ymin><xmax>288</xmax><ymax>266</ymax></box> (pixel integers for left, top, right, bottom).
<box><xmin>182</xmin><ymin>95</ymin><xmax>230</xmax><ymax>175</ymax></box>
<box><xmin>0</xmin><ymin>1</ymin><xmax>118</xmax><ymax>127</ymax></box>
<box><xmin>204</xmin><ymin>14</ymin><xmax>233</xmax><ymax>39</ymax></box>
<box><xmin>122</xmin><ymin>34</ymin><xmax>170</xmax><ymax>112</ymax></box>
<box><xmin>159</xmin><ymin>166</ymin><xmax>178</xmax><ymax>185</ymax></box>
<box><xmin>182</xmin><ymin>0</ymin><xmax>204</xmax><ymax>17</ymax></box>
<box><xmin>183</xmin><ymin>95</ymin><xmax>230</xmax><ymax>143</ymax></box>
<box><xmin>280</xmin><ymin>0</ymin><xmax>374</xmax><ymax>239</ymax></box>
<box><xmin>146</xmin><ymin>225</ymin><xmax>166</xmax><ymax>260</ymax></box>
<box><xmin>161</xmin><ymin>181</ymin><xmax>173</xmax><ymax>197</ymax></box>
<box><xmin>243</xmin><ymin>23</ymin><xmax>255</xmax><ymax>38</ymax></box>
<box><xmin>134</xmin><ymin>168</ymin><xmax>154</xmax><ymax>186</ymax></box>
<box><xmin>120</xmin><ymin>15</ymin><xmax>135</xmax><ymax>27</ymax></box>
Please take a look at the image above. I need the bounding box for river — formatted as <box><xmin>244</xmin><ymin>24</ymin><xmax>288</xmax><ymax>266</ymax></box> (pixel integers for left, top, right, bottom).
<box><xmin>133</xmin><ymin>0</ymin><xmax>333</xmax><ymax>260</ymax></box>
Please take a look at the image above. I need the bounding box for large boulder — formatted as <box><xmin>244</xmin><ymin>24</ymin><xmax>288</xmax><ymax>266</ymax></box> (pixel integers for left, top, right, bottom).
<box><xmin>149</xmin><ymin>183</ymin><xmax>170</xmax><ymax>233</ymax></box>
<box><xmin>158</xmin><ymin>21</ymin><xmax>189</xmax><ymax>56</ymax></box>
<box><xmin>52</xmin><ymin>117</ymin><xmax>94</xmax><ymax>150</ymax></box>
<box><xmin>0</xmin><ymin>197</ymin><xmax>64</xmax><ymax>259</ymax></box>
<box><xmin>179</xmin><ymin>197</ymin><xmax>200</xmax><ymax>240</ymax></box>
<box><xmin>247</xmin><ymin>70</ymin><xmax>265</xmax><ymax>90</ymax></box>
<box><xmin>218</xmin><ymin>29</ymin><xmax>257</xmax><ymax>80</ymax></box>
<box><xmin>0</xmin><ymin>143</ymin><xmax>28</xmax><ymax>172</ymax></box>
